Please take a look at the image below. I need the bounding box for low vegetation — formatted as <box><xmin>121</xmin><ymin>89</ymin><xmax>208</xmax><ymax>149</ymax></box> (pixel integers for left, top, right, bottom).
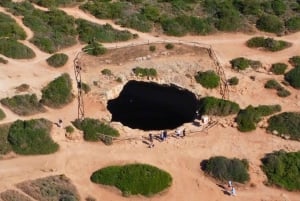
<box><xmin>202</xmin><ymin>156</ymin><xmax>249</xmax><ymax>183</ymax></box>
<box><xmin>284</xmin><ymin>66</ymin><xmax>300</xmax><ymax>89</ymax></box>
<box><xmin>286</xmin><ymin>16</ymin><xmax>300</xmax><ymax>32</ymax></box>
<box><xmin>91</xmin><ymin>163</ymin><xmax>172</xmax><ymax>197</ymax></box>
<box><xmin>270</xmin><ymin>63</ymin><xmax>287</xmax><ymax>75</ymax></box>
<box><xmin>0</xmin><ymin>38</ymin><xmax>35</xmax><ymax>59</ymax></box>
<box><xmin>267</xmin><ymin>112</ymin><xmax>300</xmax><ymax>140</ymax></box>
<box><xmin>236</xmin><ymin>104</ymin><xmax>281</xmax><ymax>132</ymax></box>
<box><xmin>228</xmin><ymin>76</ymin><xmax>239</xmax><ymax>85</ymax></box>
<box><xmin>0</xmin><ymin>12</ymin><xmax>26</xmax><ymax>40</ymax></box>
<box><xmin>261</xmin><ymin>150</ymin><xmax>300</xmax><ymax>191</ymax></box>
<box><xmin>101</xmin><ymin>69</ymin><xmax>112</xmax><ymax>76</ymax></box>
<box><xmin>165</xmin><ymin>43</ymin><xmax>174</xmax><ymax>50</ymax></box>
<box><xmin>46</xmin><ymin>53</ymin><xmax>68</xmax><ymax>68</ymax></box>
<box><xmin>0</xmin><ymin>190</ymin><xmax>33</xmax><ymax>201</ymax></box>
<box><xmin>256</xmin><ymin>15</ymin><xmax>284</xmax><ymax>34</ymax></box>
<box><xmin>72</xmin><ymin>118</ymin><xmax>119</xmax><ymax>142</ymax></box>
<box><xmin>0</xmin><ymin>108</ymin><xmax>5</xmax><ymax>120</ymax></box>
<box><xmin>76</xmin><ymin>19</ymin><xmax>134</xmax><ymax>43</ymax></box>
<box><xmin>82</xmin><ymin>42</ymin><xmax>107</xmax><ymax>56</ymax></box>
<box><xmin>264</xmin><ymin>79</ymin><xmax>291</xmax><ymax>97</ymax></box>
<box><xmin>246</xmin><ymin>37</ymin><xmax>291</xmax><ymax>52</ymax></box>
<box><xmin>230</xmin><ymin>57</ymin><xmax>262</xmax><ymax>70</ymax></box>
<box><xmin>288</xmin><ymin>55</ymin><xmax>300</xmax><ymax>67</ymax></box>
<box><xmin>81</xmin><ymin>82</ymin><xmax>91</xmax><ymax>94</ymax></box>
<box><xmin>8</xmin><ymin>118</ymin><xmax>58</xmax><ymax>155</ymax></box>
<box><xmin>65</xmin><ymin>125</ymin><xmax>74</xmax><ymax>134</ymax></box>
<box><xmin>197</xmin><ymin>96</ymin><xmax>240</xmax><ymax>116</ymax></box>
<box><xmin>194</xmin><ymin>70</ymin><xmax>220</xmax><ymax>89</ymax></box>
<box><xmin>15</xmin><ymin>83</ymin><xmax>30</xmax><ymax>93</ymax></box>
<box><xmin>133</xmin><ymin>67</ymin><xmax>157</xmax><ymax>78</ymax></box>
<box><xmin>41</xmin><ymin>73</ymin><xmax>73</xmax><ymax>108</ymax></box>
<box><xmin>1</xmin><ymin>94</ymin><xmax>46</xmax><ymax>116</ymax></box>
<box><xmin>29</xmin><ymin>0</ymin><xmax>84</xmax><ymax>8</ymax></box>
<box><xmin>0</xmin><ymin>57</ymin><xmax>8</xmax><ymax>64</ymax></box>
<box><xmin>17</xmin><ymin>175</ymin><xmax>80</xmax><ymax>201</ymax></box>
<box><xmin>0</xmin><ymin>124</ymin><xmax>12</xmax><ymax>155</ymax></box>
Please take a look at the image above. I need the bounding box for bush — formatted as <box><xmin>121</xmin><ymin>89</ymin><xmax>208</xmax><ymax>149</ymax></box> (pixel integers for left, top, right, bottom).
<box><xmin>246</xmin><ymin>37</ymin><xmax>291</xmax><ymax>52</ymax></box>
<box><xmin>256</xmin><ymin>15</ymin><xmax>284</xmax><ymax>34</ymax></box>
<box><xmin>286</xmin><ymin>16</ymin><xmax>300</xmax><ymax>32</ymax></box>
<box><xmin>202</xmin><ymin>156</ymin><xmax>249</xmax><ymax>183</ymax></box>
<box><xmin>284</xmin><ymin>66</ymin><xmax>300</xmax><ymax>89</ymax></box>
<box><xmin>65</xmin><ymin>125</ymin><xmax>74</xmax><ymax>134</ymax></box>
<box><xmin>149</xmin><ymin>45</ymin><xmax>156</xmax><ymax>52</ymax></box>
<box><xmin>118</xmin><ymin>13</ymin><xmax>153</xmax><ymax>33</ymax></box>
<box><xmin>267</xmin><ymin>112</ymin><xmax>300</xmax><ymax>140</ymax></box>
<box><xmin>270</xmin><ymin>63</ymin><xmax>287</xmax><ymax>75</ymax></box>
<box><xmin>288</xmin><ymin>56</ymin><xmax>300</xmax><ymax>67</ymax></box>
<box><xmin>41</xmin><ymin>73</ymin><xmax>73</xmax><ymax>108</ymax></box>
<box><xmin>0</xmin><ymin>38</ymin><xmax>35</xmax><ymax>59</ymax></box>
<box><xmin>91</xmin><ymin>163</ymin><xmax>172</xmax><ymax>196</ymax></box>
<box><xmin>277</xmin><ymin>88</ymin><xmax>291</xmax><ymax>97</ymax></box>
<box><xmin>0</xmin><ymin>12</ymin><xmax>26</xmax><ymax>40</ymax></box>
<box><xmin>76</xmin><ymin>19</ymin><xmax>134</xmax><ymax>43</ymax></box>
<box><xmin>29</xmin><ymin>0</ymin><xmax>84</xmax><ymax>8</ymax></box>
<box><xmin>271</xmin><ymin>0</ymin><xmax>286</xmax><ymax>15</ymax></box>
<box><xmin>72</xmin><ymin>118</ymin><xmax>119</xmax><ymax>142</ymax></box>
<box><xmin>194</xmin><ymin>70</ymin><xmax>220</xmax><ymax>89</ymax></box>
<box><xmin>0</xmin><ymin>124</ymin><xmax>12</xmax><ymax>155</ymax></box>
<box><xmin>46</xmin><ymin>53</ymin><xmax>68</xmax><ymax>68</ymax></box>
<box><xmin>133</xmin><ymin>67</ymin><xmax>157</xmax><ymax>77</ymax></box>
<box><xmin>228</xmin><ymin>76</ymin><xmax>239</xmax><ymax>85</ymax></box>
<box><xmin>0</xmin><ymin>108</ymin><xmax>5</xmax><ymax>120</ymax></box>
<box><xmin>101</xmin><ymin>69</ymin><xmax>112</xmax><ymax>76</ymax></box>
<box><xmin>197</xmin><ymin>96</ymin><xmax>240</xmax><ymax>116</ymax></box>
<box><xmin>264</xmin><ymin>79</ymin><xmax>282</xmax><ymax>90</ymax></box>
<box><xmin>236</xmin><ymin>104</ymin><xmax>281</xmax><ymax>132</ymax></box>
<box><xmin>165</xmin><ymin>43</ymin><xmax>174</xmax><ymax>49</ymax></box>
<box><xmin>81</xmin><ymin>82</ymin><xmax>91</xmax><ymax>94</ymax></box>
<box><xmin>261</xmin><ymin>150</ymin><xmax>300</xmax><ymax>190</ymax></box>
<box><xmin>82</xmin><ymin>42</ymin><xmax>107</xmax><ymax>56</ymax></box>
<box><xmin>0</xmin><ymin>190</ymin><xmax>32</xmax><ymax>201</ymax></box>
<box><xmin>8</xmin><ymin>118</ymin><xmax>58</xmax><ymax>155</ymax></box>
<box><xmin>230</xmin><ymin>57</ymin><xmax>250</xmax><ymax>70</ymax></box>
<box><xmin>15</xmin><ymin>83</ymin><xmax>30</xmax><ymax>93</ymax></box>
<box><xmin>1</xmin><ymin>94</ymin><xmax>46</xmax><ymax>116</ymax></box>
<box><xmin>0</xmin><ymin>57</ymin><xmax>8</xmax><ymax>64</ymax></box>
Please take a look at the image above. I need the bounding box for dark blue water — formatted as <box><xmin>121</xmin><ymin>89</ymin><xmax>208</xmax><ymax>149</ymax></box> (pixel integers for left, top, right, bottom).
<box><xmin>107</xmin><ymin>80</ymin><xmax>198</xmax><ymax>131</ymax></box>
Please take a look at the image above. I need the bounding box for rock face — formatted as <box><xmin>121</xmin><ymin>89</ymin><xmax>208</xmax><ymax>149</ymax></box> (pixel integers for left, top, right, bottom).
<box><xmin>107</xmin><ymin>80</ymin><xmax>198</xmax><ymax>131</ymax></box>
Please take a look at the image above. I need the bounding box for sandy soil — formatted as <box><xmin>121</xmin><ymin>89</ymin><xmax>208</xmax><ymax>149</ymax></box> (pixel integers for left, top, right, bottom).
<box><xmin>0</xmin><ymin>4</ymin><xmax>300</xmax><ymax>201</ymax></box>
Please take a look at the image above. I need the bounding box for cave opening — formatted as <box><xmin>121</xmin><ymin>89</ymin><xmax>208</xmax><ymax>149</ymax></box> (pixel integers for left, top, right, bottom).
<box><xmin>107</xmin><ymin>80</ymin><xmax>198</xmax><ymax>131</ymax></box>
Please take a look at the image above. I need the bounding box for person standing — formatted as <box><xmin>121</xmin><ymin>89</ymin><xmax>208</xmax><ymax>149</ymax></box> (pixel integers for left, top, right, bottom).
<box><xmin>149</xmin><ymin>133</ymin><xmax>154</xmax><ymax>148</ymax></box>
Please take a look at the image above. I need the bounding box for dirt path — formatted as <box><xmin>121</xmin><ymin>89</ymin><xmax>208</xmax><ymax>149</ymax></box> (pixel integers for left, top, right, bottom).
<box><xmin>1</xmin><ymin>4</ymin><xmax>300</xmax><ymax>201</ymax></box>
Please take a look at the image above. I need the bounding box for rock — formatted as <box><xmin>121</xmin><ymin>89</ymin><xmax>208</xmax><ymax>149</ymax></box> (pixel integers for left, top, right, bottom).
<box><xmin>272</xmin><ymin>130</ymin><xmax>279</xmax><ymax>135</ymax></box>
<box><xmin>282</xmin><ymin>135</ymin><xmax>290</xmax><ymax>140</ymax></box>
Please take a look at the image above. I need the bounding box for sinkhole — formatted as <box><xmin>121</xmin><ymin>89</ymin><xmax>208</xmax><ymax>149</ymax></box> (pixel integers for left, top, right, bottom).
<box><xmin>107</xmin><ymin>80</ymin><xmax>198</xmax><ymax>131</ymax></box>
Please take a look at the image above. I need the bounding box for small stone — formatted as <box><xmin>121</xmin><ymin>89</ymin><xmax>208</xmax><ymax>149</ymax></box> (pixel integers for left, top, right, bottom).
<box><xmin>272</xmin><ymin>130</ymin><xmax>279</xmax><ymax>135</ymax></box>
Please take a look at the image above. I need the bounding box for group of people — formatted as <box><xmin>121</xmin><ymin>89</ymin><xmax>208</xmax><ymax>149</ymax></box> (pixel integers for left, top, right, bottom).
<box><xmin>148</xmin><ymin>128</ymin><xmax>186</xmax><ymax>148</ymax></box>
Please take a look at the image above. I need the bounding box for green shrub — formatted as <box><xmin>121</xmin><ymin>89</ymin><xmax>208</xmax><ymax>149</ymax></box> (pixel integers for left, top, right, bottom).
<box><xmin>264</xmin><ymin>79</ymin><xmax>282</xmax><ymax>90</ymax></box>
<box><xmin>228</xmin><ymin>76</ymin><xmax>239</xmax><ymax>85</ymax></box>
<box><xmin>202</xmin><ymin>156</ymin><xmax>249</xmax><ymax>183</ymax></box>
<box><xmin>261</xmin><ymin>150</ymin><xmax>300</xmax><ymax>190</ymax></box>
<box><xmin>194</xmin><ymin>70</ymin><xmax>220</xmax><ymax>89</ymax></box>
<box><xmin>81</xmin><ymin>82</ymin><xmax>91</xmax><ymax>94</ymax></box>
<box><xmin>0</xmin><ymin>57</ymin><xmax>8</xmax><ymax>64</ymax></box>
<box><xmin>284</xmin><ymin>66</ymin><xmax>300</xmax><ymax>89</ymax></box>
<box><xmin>65</xmin><ymin>125</ymin><xmax>74</xmax><ymax>133</ymax></box>
<box><xmin>236</xmin><ymin>104</ymin><xmax>281</xmax><ymax>132</ymax></box>
<box><xmin>271</xmin><ymin>0</ymin><xmax>286</xmax><ymax>15</ymax></box>
<box><xmin>15</xmin><ymin>83</ymin><xmax>29</xmax><ymax>93</ymax></box>
<box><xmin>270</xmin><ymin>63</ymin><xmax>287</xmax><ymax>75</ymax></box>
<box><xmin>288</xmin><ymin>56</ymin><xmax>300</xmax><ymax>67</ymax></box>
<box><xmin>0</xmin><ymin>123</ymin><xmax>12</xmax><ymax>155</ymax></box>
<box><xmin>1</xmin><ymin>94</ymin><xmax>46</xmax><ymax>116</ymax></box>
<box><xmin>41</xmin><ymin>73</ymin><xmax>73</xmax><ymax>108</ymax></box>
<box><xmin>72</xmin><ymin>118</ymin><xmax>119</xmax><ymax>142</ymax></box>
<box><xmin>76</xmin><ymin>19</ymin><xmax>133</xmax><ymax>43</ymax></box>
<box><xmin>256</xmin><ymin>15</ymin><xmax>284</xmax><ymax>34</ymax></box>
<box><xmin>116</xmin><ymin>77</ymin><xmax>122</xmax><ymax>83</ymax></box>
<box><xmin>230</xmin><ymin>57</ymin><xmax>250</xmax><ymax>70</ymax></box>
<box><xmin>46</xmin><ymin>53</ymin><xmax>68</xmax><ymax>68</ymax></box>
<box><xmin>133</xmin><ymin>67</ymin><xmax>157</xmax><ymax>77</ymax></box>
<box><xmin>165</xmin><ymin>43</ymin><xmax>174</xmax><ymax>49</ymax></box>
<box><xmin>8</xmin><ymin>118</ymin><xmax>58</xmax><ymax>155</ymax></box>
<box><xmin>267</xmin><ymin>112</ymin><xmax>300</xmax><ymax>140</ymax></box>
<box><xmin>246</xmin><ymin>37</ymin><xmax>291</xmax><ymax>52</ymax></box>
<box><xmin>0</xmin><ymin>38</ymin><xmax>35</xmax><ymax>59</ymax></box>
<box><xmin>277</xmin><ymin>88</ymin><xmax>291</xmax><ymax>97</ymax></box>
<box><xmin>286</xmin><ymin>16</ymin><xmax>300</xmax><ymax>32</ymax></box>
<box><xmin>101</xmin><ymin>69</ymin><xmax>112</xmax><ymax>76</ymax></box>
<box><xmin>118</xmin><ymin>14</ymin><xmax>153</xmax><ymax>33</ymax></box>
<box><xmin>197</xmin><ymin>96</ymin><xmax>240</xmax><ymax>116</ymax></box>
<box><xmin>29</xmin><ymin>0</ymin><xmax>84</xmax><ymax>8</ymax></box>
<box><xmin>0</xmin><ymin>12</ymin><xmax>26</xmax><ymax>40</ymax></box>
<box><xmin>82</xmin><ymin>42</ymin><xmax>107</xmax><ymax>56</ymax></box>
<box><xmin>0</xmin><ymin>108</ymin><xmax>5</xmax><ymax>120</ymax></box>
<box><xmin>149</xmin><ymin>45</ymin><xmax>156</xmax><ymax>52</ymax></box>
<box><xmin>91</xmin><ymin>163</ymin><xmax>172</xmax><ymax>196</ymax></box>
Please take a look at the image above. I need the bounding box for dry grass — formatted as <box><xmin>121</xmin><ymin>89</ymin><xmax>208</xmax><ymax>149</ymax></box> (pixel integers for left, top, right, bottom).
<box><xmin>0</xmin><ymin>190</ymin><xmax>33</xmax><ymax>201</ymax></box>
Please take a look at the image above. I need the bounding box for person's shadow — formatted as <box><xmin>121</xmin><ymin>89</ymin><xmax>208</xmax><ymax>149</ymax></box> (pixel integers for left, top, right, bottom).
<box><xmin>216</xmin><ymin>184</ymin><xmax>231</xmax><ymax>196</ymax></box>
